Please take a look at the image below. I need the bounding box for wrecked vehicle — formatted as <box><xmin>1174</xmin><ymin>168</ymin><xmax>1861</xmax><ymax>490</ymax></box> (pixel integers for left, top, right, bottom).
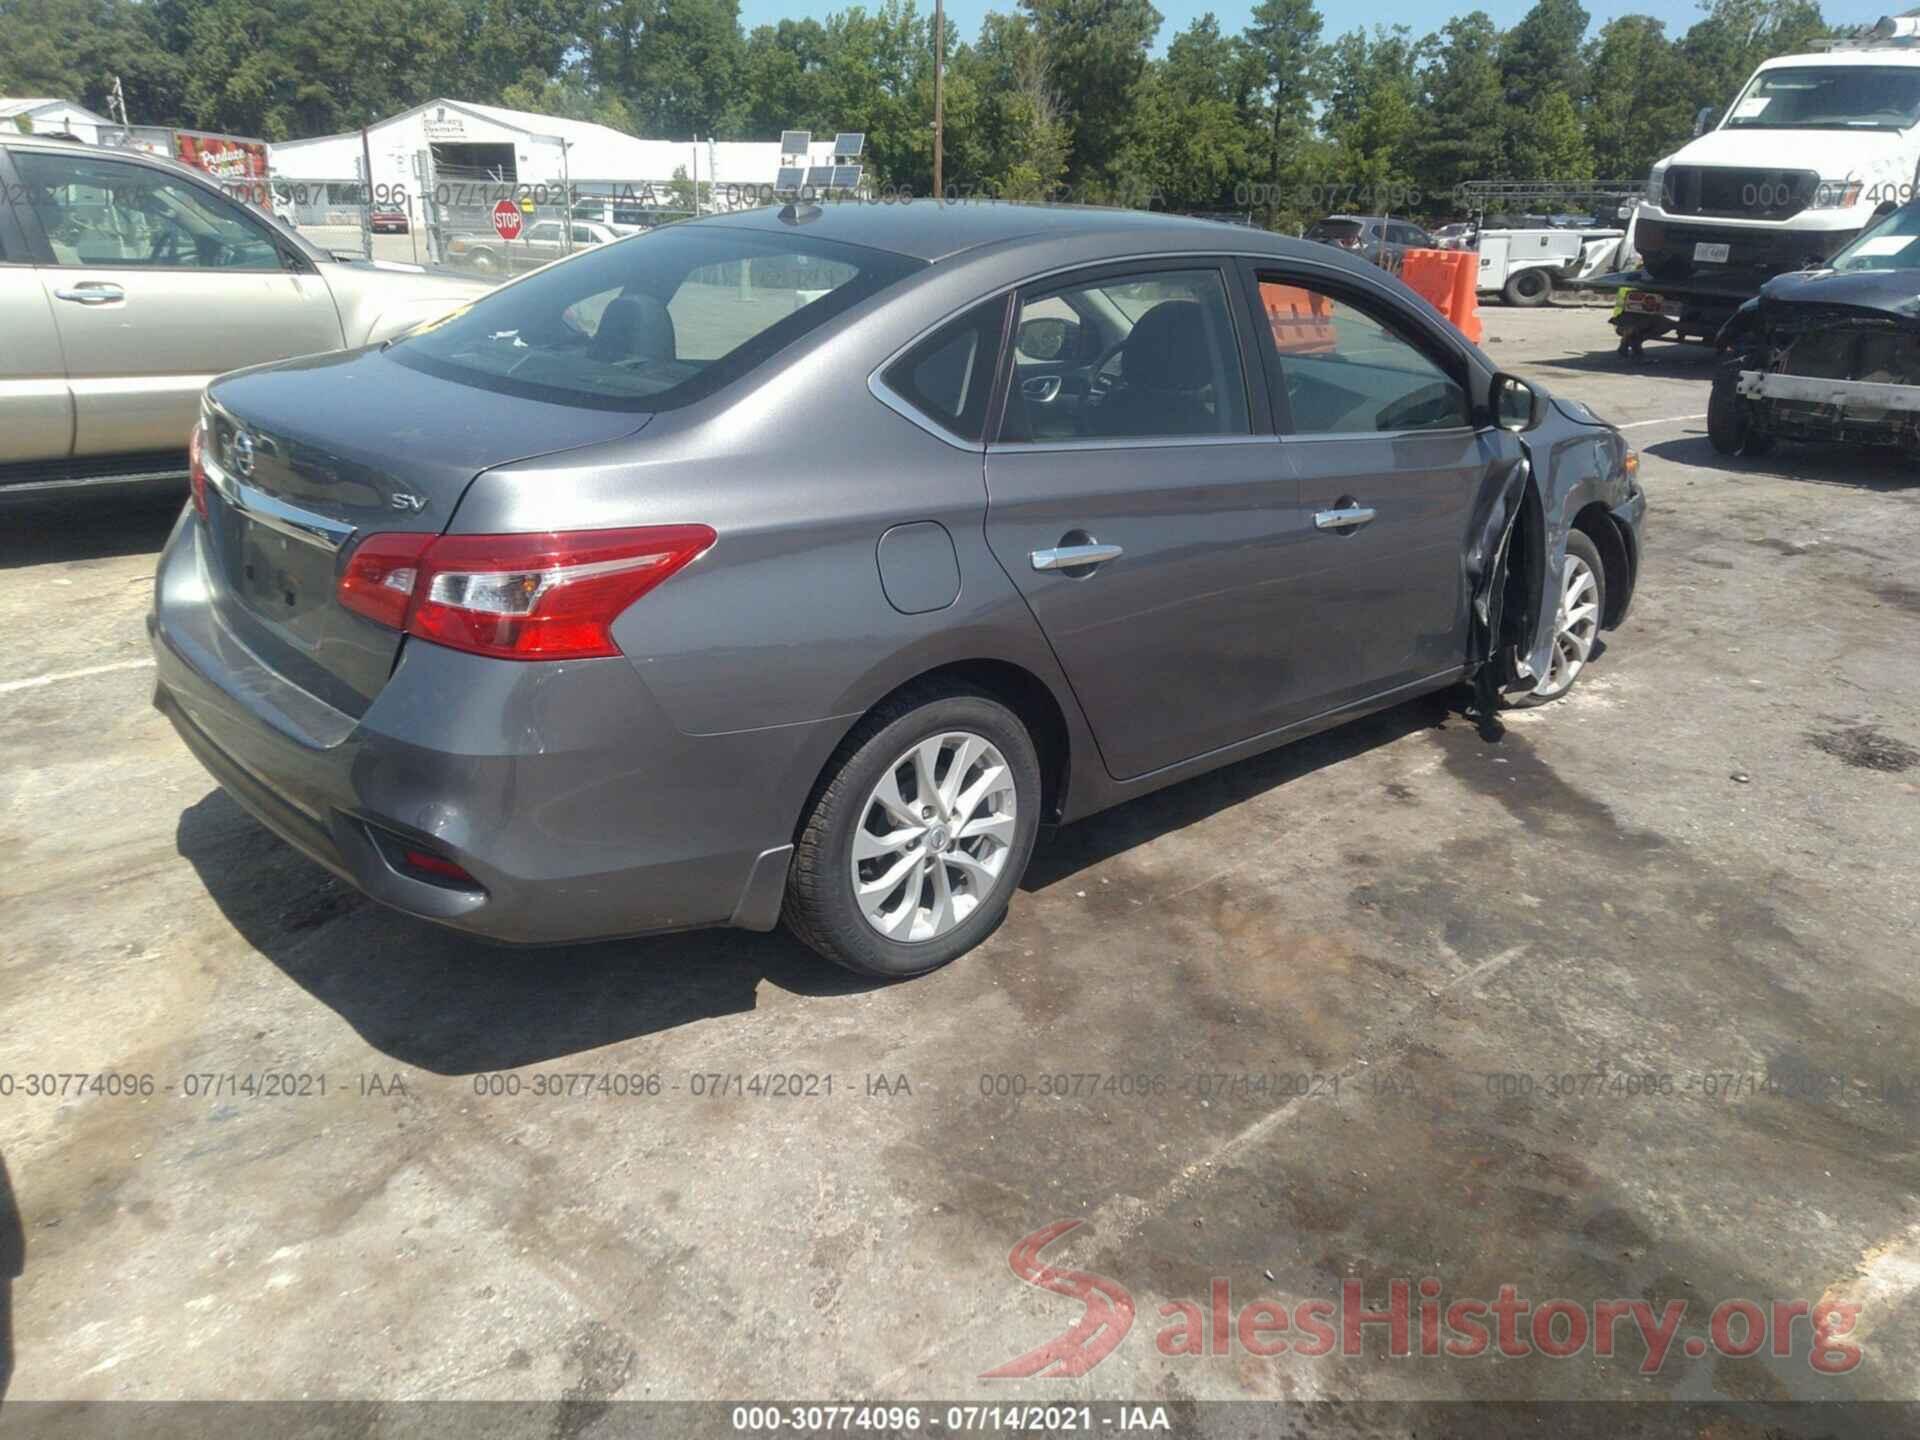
<box><xmin>148</xmin><ymin>205</ymin><xmax>1644</xmax><ymax>977</ymax></box>
<box><xmin>1711</xmin><ymin>199</ymin><xmax>1920</xmax><ymax>456</ymax></box>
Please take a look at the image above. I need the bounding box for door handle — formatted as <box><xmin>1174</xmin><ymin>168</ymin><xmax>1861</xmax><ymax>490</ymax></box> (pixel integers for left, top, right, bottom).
<box><xmin>1031</xmin><ymin>542</ymin><xmax>1123</xmax><ymax>571</ymax></box>
<box><xmin>53</xmin><ymin>283</ymin><xmax>125</xmax><ymax>305</ymax></box>
<box><xmin>1314</xmin><ymin>506</ymin><xmax>1377</xmax><ymax>531</ymax></box>
<box><xmin>1021</xmin><ymin>375</ymin><xmax>1062</xmax><ymax>403</ymax></box>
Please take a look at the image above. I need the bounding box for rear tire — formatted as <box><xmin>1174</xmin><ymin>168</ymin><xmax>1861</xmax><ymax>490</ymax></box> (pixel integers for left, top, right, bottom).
<box><xmin>1708</xmin><ymin>360</ymin><xmax>1774</xmax><ymax>457</ymax></box>
<box><xmin>1503</xmin><ymin>268</ymin><xmax>1552</xmax><ymax>307</ymax></box>
<box><xmin>783</xmin><ymin>686</ymin><xmax>1042</xmax><ymax>977</ymax></box>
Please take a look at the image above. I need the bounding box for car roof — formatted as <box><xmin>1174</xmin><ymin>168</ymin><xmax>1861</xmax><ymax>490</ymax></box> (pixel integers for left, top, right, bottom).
<box><xmin>681</xmin><ymin>201</ymin><xmax>1309</xmax><ymax>264</ymax></box>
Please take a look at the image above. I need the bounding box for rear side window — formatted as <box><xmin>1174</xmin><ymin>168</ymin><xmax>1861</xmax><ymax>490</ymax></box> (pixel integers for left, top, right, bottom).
<box><xmin>880</xmin><ymin>298</ymin><xmax>1007</xmax><ymax>443</ymax></box>
<box><xmin>14</xmin><ymin>149</ymin><xmax>282</xmax><ymax>269</ymax></box>
<box><xmin>392</xmin><ymin>226</ymin><xmax>922</xmax><ymax>411</ymax></box>
<box><xmin>999</xmin><ymin>266</ymin><xmax>1249</xmax><ymax>443</ymax></box>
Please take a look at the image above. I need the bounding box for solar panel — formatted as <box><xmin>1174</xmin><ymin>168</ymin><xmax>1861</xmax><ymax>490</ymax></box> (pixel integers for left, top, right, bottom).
<box><xmin>833</xmin><ymin>133</ymin><xmax>865</xmax><ymax>158</ymax></box>
<box><xmin>804</xmin><ymin>165</ymin><xmax>836</xmax><ymax>188</ymax></box>
<box><xmin>832</xmin><ymin>165</ymin><xmax>862</xmax><ymax>190</ymax></box>
<box><xmin>780</xmin><ymin>130</ymin><xmax>811</xmax><ymax>156</ymax></box>
<box><xmin>775</xmin><ymin>166</ymin><xmax>805</xmax><ymax>191</ymax></box>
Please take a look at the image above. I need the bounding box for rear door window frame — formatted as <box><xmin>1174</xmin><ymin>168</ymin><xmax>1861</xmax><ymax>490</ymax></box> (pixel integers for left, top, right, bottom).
<box><xmin>0</xmin><ymin>148</ymin><xmax>32</xmax><ymax>264</ymax></box>
<box><xmin>985</xmin><ymin>257</ymin><xmax>1274</xmax><ymax>448</ymax></box>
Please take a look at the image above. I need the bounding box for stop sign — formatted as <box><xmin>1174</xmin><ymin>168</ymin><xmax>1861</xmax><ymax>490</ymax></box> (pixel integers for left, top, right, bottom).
<box><xmin>491</xmin><ymin>199</ymin><xmax>523</xmax><ymax>241</ymax></box>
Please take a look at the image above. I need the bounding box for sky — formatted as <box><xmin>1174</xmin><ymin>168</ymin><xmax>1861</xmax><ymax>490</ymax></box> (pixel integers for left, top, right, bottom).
<box><xmin>734</xmin><ymin>0</ymin><xmax>1896</xmax><ymax>56</ymax></box>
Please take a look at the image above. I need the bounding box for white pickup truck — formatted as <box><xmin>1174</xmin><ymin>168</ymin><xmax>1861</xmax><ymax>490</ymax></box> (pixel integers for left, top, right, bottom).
<box><xmin>1636</xmin><ymin>18</ymin><xmax>1920</xmax><ymax>280</ymax></box>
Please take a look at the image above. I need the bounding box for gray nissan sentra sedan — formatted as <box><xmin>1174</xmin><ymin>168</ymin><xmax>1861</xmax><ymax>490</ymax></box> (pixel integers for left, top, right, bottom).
<box><xmin>148</xmin><ymin>202</ymin><xmax>1645</xmax><ymax>976</ymax></box>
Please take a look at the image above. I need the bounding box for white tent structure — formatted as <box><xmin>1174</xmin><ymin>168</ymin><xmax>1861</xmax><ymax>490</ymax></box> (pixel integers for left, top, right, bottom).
<box><xmin>1</xmin><ymin>98</ymin><xmax>116</xmax><ymax>143</ymax></box>
<box><xmin>267</xmin><ymin>98</ymin><xmax>841</xmax><ymax>224</ymax></box>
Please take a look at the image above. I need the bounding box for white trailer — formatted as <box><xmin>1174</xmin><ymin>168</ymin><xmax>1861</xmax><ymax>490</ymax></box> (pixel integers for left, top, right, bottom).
<box><xmin>1476</xmin><ymin>227</ymin><xmax>1628</xmax><ymax>305</ymax></box>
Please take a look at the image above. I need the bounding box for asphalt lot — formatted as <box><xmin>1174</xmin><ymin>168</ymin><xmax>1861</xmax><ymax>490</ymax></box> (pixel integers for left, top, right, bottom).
<box><xmin>3</xmin><ymin>301</ymin><xmax>1919</xmax><ymax>1423</ymax></box>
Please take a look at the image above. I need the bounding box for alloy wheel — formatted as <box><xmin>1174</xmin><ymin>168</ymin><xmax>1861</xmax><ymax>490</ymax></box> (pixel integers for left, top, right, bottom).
<box><xmin>850</xmin><ymin>731</ymin><xmax>1017</xmax><ymax>943</ymax></box>
<box><xmin>1532</xmin><ymin>552</ymin><xmax>1600</xmax><ymax>699</ymax></box>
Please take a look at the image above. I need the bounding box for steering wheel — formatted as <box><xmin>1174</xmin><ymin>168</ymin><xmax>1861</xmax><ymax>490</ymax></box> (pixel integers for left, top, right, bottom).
<box><xmin>1084</xmin><ymin>336</ymin><xmax>1130</xmax><ymax>405</ymax></box>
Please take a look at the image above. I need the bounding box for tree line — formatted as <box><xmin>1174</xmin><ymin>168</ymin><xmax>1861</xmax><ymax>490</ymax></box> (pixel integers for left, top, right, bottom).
<box><xmin>2</xmin><ymin>0</ymin><xmax>1833</xmax><ymax>225</ymax></box>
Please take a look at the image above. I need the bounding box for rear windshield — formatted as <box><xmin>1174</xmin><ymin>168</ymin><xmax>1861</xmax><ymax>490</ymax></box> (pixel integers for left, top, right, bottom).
<box><xmin>1307</xmin><ymin>220</ymin><xmax>1365</xmax><ymax>241</ymax></box>
<box><xmin>391</xmin><ymin>225</ymin><xmax>922</xmax><ymax>411</ymax></box>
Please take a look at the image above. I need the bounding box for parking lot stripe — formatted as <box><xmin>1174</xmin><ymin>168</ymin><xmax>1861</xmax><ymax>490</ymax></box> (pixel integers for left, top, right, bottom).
<box><xmin>0</xmin><ymin>657</ymin><xmax>156</xmax><ymax>695</ymax></box>
<box><xmin>1618</xmin><ymin>413</ymin><xmax>1707</xmax><ymax>429</ymax></box>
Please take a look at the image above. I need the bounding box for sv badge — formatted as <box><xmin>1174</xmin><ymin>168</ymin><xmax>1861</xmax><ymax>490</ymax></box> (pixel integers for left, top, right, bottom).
<box><xmin>389</xmin><ymin>493</ymin><xmax>428</xmax><ymax>512</ymax></box>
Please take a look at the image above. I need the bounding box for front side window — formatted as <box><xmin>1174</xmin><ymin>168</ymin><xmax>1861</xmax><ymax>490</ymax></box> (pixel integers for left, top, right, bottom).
<box><xmin>393</xmin><ymin>226</ymin><xmax>921</xmax><ymax>411</ymax></box>
<box><xmin>998</xmin><ymin>267</ymin><xmax>1249</xmax><ymax>443</ymax></box>
<box><xmin>881</xmin><ymin>298</ymin><xmax>1006</xmax><ymax>443</ymax></box>
<box><xmin>14</xmin><ymin>151</ymin><xmax>282</xmax><ymax>269</ymax></box>
<box><xmin>1257</xmin><ymin>277</ymin><xmax>1468</xmax><ymax>434</ymax></box>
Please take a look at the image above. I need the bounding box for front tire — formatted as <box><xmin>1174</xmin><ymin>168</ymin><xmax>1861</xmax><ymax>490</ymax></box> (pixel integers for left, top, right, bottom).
<box><xmin>1505</xmin><ymin>530</ymin><xmax>1606</xmax><ymax>708</ymax></box>
<box><xmin>1503</xmin><ymin>268</ymin><xmax>1551</xmax><ymax>307</ymax></box>
<box><xmin>1708</xmin><ymin>360</ymin><xmax>1774</xmax><ymax>457</ymax></box>
<box><xmin>783</xmin><ymin>687</ymin><xmax>1042</xmax><ymax>977</ymax></box>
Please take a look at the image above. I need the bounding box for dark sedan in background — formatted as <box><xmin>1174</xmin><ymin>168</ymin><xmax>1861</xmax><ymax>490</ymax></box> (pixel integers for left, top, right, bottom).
<box><xmin>1306</xmin><ymin>214</ymin><xmax>1440</xmax><ymax>267</ymax></box>
<box><xmin>149</xmin><ymin>203</ymin><xmax>1644</xmax><ymax>977</ymax></box>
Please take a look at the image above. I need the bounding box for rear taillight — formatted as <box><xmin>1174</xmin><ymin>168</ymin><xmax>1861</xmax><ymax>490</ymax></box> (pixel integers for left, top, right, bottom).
<box><xmin>338</xmin><ymin>532</ymin><xmax>433</xmax><ymax>631</ymax></box>
<box><xmin>400</xmin><ymin>848</ymin><xmax>478</xmax><ymax>886</ymax></box>
<box><xmin>189</xmin><ymin>422</ymin><xmax>208</xmax><ymax>521</ymax></box>
<box><xmin>336</xmin><ymin>526</ymin><xmax>715</xmax><ymax>661</ymax></box>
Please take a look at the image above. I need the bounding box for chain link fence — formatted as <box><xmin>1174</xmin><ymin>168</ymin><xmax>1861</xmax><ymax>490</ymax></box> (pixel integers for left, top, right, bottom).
<box><xmin>269</xmin><ymin>162</ymin><xmax>705</xmax><ymax>283</ymax></box>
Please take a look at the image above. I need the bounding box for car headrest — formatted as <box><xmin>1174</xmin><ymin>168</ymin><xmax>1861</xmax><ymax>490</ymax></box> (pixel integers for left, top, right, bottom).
<box><xmin>590</xmin><ymin>294</ymin><xmax>676</xmax><ymax>364</ymax></box>
<box><xmin>1121</xmin><ymin>300</ymin><xmax>1215</xmax><ymax>393</ymax></box>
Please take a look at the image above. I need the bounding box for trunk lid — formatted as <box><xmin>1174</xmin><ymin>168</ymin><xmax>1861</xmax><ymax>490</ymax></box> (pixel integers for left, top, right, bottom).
<box><xmin>201</xmin><ymin>346</ymin><xmax>648</xmax><ymax>716</ymax></box>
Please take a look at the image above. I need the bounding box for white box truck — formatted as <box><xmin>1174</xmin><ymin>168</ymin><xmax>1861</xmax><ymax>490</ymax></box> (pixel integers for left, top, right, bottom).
<box><xmin>1635</xmin><ymin>16</ymin><xmax>1920</xmax><ymax>280</ymax></box>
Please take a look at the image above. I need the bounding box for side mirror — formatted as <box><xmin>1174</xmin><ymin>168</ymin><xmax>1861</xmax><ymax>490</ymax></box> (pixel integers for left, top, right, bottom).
<box><xmin>1693</xmin><ymin>105</ymin><xmax>1714</xmax><ymax>137</ymax></box>
<box><xmin>1489</xmin><ymin>372</ymin><xmax>1545</xmax><ymax>432</ymax></box>
<box><xmin>1016</xmin><ymin>315</ymin><xmax>1074</xmax><ymax>362</ymax></box>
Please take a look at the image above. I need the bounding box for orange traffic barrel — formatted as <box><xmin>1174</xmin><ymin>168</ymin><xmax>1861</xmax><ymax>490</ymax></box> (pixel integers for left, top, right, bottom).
<box><xmin>1398</xmin><ymin>248</ymin><xmax>1482</xmax><ymax>344</ymax></box>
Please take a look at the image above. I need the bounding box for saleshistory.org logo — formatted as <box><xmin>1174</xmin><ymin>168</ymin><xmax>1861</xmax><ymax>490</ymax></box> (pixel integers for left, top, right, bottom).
<box><xmin>981</xmin><ymin>1222</ymin><xmax>1863</xmax><ymax>1379</ymax></box>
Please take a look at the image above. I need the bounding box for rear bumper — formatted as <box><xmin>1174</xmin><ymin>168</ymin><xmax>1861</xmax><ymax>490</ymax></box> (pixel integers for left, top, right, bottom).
<box><xmin>149</xmin><ymin>510</ymin><xmax>832</xmax><ymax>944</ymax></box>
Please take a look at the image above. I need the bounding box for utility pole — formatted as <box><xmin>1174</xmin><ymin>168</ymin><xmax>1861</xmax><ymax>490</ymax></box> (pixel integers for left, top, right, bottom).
<box><xmin>933</xmin><ymin>0</ymin><xmax>944</xmax><ymax>202</ymax></box>
<box><xmin>360</xmin><ymin>124</ymin><xmax>376</xmax><ymax>257</ymax></box>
